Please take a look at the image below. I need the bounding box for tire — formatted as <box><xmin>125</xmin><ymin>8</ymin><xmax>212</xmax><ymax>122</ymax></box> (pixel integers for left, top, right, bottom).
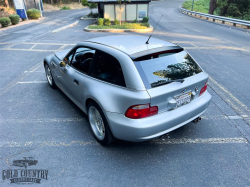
<box><xmin>44</xmin><ymin>63</ymin><xmax>57</xmax><ymax>89</ymax></box>
<box><xmin>87</xmin><ymin>102</ymin><xmax>114</xmax><ymax>145</ymax></box>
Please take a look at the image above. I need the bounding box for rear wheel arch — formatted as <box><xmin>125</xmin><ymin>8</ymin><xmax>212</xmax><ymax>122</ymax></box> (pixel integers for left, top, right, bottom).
<box><xmin>85</xmin><ymin>98</ymin><xmax>105</xmax><ymax>114</ymax></box>
<box><xmin>85</xmin><ymin>98</ymin><xmax>116</xmax><ymax>137</ymax></box>
<box><xmin>87</xmin><ymin>100</ymin><xmax>115</xmax><ymax>145</ymax></box>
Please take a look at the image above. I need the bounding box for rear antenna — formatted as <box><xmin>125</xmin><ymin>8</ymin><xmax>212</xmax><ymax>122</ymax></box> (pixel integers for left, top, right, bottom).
<box><xmin>146</xmin><ymin>15</ymin><xmax>163</xmax><ymax>44</ymax></box>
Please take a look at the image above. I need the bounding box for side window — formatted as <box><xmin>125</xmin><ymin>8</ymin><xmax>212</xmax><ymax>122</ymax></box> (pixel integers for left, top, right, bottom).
<box><xmin>89</xmin><ymin>50</ymin><xmax>126</xmax><ymax>87</ymax></box>
<box><xmin>65</xmin><ymin>47</ymin><xmax>96</xmax><ymax>74</ymax></box>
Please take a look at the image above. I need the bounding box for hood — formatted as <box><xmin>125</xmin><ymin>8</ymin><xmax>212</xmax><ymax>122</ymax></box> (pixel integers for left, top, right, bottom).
<box><xmin>54</xmin><ymin>49</ymin><xmax>71</xmax><ymax>61</ymax></box>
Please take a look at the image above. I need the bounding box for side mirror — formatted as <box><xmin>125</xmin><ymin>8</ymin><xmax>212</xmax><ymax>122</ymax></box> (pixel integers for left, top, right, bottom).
<box><xmin>59</xmin><ymin>61</ymin><xmax>66</xmax><ymax>68</ymax></box>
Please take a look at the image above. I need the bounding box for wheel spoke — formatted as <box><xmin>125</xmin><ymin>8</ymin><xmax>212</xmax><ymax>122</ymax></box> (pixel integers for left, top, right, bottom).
<box><xmin>88</xmin><ymin>106</ymin><xmax>105</xmax><ymax>140</ymax></box>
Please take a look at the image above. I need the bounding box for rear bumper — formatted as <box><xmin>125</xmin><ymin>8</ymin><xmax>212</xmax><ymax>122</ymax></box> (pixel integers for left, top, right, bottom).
<box><xmin>106</xmin><ymin>91</ymin><xmax>211</xmax><ymax>142</ymax></box>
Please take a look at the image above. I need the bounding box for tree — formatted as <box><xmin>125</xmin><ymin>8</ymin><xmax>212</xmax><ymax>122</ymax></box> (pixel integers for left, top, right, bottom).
<box><xmin>88</xmin><ymin>3</ymin><xmax>97</xmax><ymax>14</ymax></box>
<box><xmin>82</xmin><ymin>0</ymin><xmax>97</xmax><ymax>15</ymax></box>
<box><xmin>4</xmin><ymin>0</ymin><xmax>9</xmax><ymax>7</ymax></box>
<box><xmin>117</xmin><ymin>0</ymin><xmax>130</xmax><ymax>25</ymax></box>
<box><xmin>209</xmin><ymin>0</ymin><xmax>217</xmax><ymax>14</ymax></box>
<box><xmin>82</xmin><ymin>0</ymin><xmax>88</xmax><ymax>6</ymax></box>
<box><xmin>212</xmin><ymin>0</ymin><xmax>250</xmax><ymax>20</ymax></box>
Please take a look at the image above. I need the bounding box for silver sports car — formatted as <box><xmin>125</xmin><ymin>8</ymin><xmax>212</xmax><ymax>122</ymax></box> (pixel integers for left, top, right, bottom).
<box><xmin>44</xmin><ymin>35</ymin><xmax>211</xmax><ymax>145</ymax></box>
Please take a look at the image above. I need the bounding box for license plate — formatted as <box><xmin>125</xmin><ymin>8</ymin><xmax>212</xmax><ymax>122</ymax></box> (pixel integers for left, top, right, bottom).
<box><xmin>174</xmin><ymin>92</ymin><xmax>192</xmax><ymax>107</ymax></box>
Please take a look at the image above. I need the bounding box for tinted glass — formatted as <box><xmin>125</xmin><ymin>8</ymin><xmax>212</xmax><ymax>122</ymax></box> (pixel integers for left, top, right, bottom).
<box><xmin>67</xmin><ymin>47</ymin><xmax>95</xmax><ymax>73</ymax></box>
<box><xmin>89</xmin><ymin>51</ymin><xmax>126</xmax><ymax>87</ymax></box>
<box><xmin>135</xmin><ymin>51</ymin><xmax>202</xmax><ymax>88</ymax></box>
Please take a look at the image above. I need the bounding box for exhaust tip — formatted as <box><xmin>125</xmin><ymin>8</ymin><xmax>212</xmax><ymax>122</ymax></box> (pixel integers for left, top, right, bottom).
<box><xmin>192</xmin><ymin>117</ymin><xmax>202</xmax><ymax>124</ymax></box>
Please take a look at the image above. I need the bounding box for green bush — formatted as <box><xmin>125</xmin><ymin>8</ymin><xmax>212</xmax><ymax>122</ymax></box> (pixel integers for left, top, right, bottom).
<box><xmin>87</xmin><ymin>12</ymin><xmax>98</xmax><ymax>18</ymax></box>
<box><xmin>104</xmin><ymin>18</ymin><xmax>111</xmax><ymax>26</ymax></box>
<box><xmin>113</xmin><ymin>19</ymin><xmax>119</xmax><ymax>25</ymax></box>
<box><xmin>97</xmin><ymin>18</ymin><xmax>104</xmax><ymax>26</ymax></box>
<box><xmin>27</xmin><ymin>9</ymin><xmax>40</xmax><ymax>19</ymax></box>
<box><xmin>81</xmin><ymin>0</ymin><xmax>89</xmax><ymax>6</ymax></box>
<box><xmin>9</xmin><ymin>14</ymin><xmax>20</xmax><ymax>25</ymax></box>
<box><xmin>0</xmin><ymin>17</ymin><xmax>11</xmax><ymax>27</ymax></box>
<box><xmin>92</xmin><ymin>13</ymin><xmax>99</xmax><ymax>18</ymax></box>
<box><xmin>61</xmin><ymin>6</ymin><xmax>71</xmax><ymax>10</ymax></box>
<box><xmin>132</xmin><ymin>19</ymin><xmax>137</xmax><ymax>23</ymax></box>
<box><xmin>140</xmin><ymin>22</ymin><xmax>150</xmax><ymax>28</ymax></box>
<box><xmin>142</xmin><ymin>17</ymin><xmax>149</xmax><ymax>23</ymax></box>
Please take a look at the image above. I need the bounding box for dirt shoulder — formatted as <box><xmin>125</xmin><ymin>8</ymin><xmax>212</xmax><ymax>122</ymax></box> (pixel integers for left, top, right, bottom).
<box><xmin>43</xmin><ymin>3</ymin><xmax>86</xmax><ymax>11</ymax></box>
<box><xmin>0</xmin><ymin>6</ymin><xmax>16</xmax><ymax>18</ymax></box>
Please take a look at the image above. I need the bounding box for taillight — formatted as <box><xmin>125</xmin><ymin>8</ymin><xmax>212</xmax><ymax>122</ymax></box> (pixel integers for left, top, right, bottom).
<box><xmin>199</xmin><ymin>82</ymin><xmax>208</xmax><ymax>96</ymax></box>
<box><xmin>125</xmin><ymin>104</ymin><xmax>158</xmax><ymax>119</ymax></box>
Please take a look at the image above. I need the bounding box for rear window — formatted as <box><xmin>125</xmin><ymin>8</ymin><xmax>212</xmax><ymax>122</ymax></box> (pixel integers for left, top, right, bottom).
<box><xmin>134</xmin><ymin>51</ymin><xmax>202</xmax><ymax>88</ymax></box>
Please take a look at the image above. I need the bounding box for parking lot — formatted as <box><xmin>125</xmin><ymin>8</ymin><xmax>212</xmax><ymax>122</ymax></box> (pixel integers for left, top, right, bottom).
<box><xmin>1</xmin><ymin>0</ymin><xmax>250</xmax><ymax>186</ymax></box>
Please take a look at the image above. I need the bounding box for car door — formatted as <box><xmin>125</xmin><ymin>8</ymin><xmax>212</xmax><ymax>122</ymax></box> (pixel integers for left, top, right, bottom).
<box><xmin>57</xmin><ymin>46</ymin><xmax>96</xmax><ymax>108</ymax></box>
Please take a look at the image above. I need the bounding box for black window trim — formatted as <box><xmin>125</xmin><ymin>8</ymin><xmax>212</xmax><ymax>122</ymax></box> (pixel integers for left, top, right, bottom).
<box><xmin>65</xmin><ymin>46</ymin><xmax>96</xmax><ymax>75</ymax></box>
<box><xmin>64</xmin><ymin>45</ymin><xmax>127</xmax><ymax>88</ymax></box>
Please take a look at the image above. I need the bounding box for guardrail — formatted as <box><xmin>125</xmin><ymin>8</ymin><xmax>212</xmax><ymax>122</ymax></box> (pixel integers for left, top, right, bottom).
<box><xmin>179</xmin><ymin>7</ymin><xmax>250</xmax><ymax>29</ymax></box>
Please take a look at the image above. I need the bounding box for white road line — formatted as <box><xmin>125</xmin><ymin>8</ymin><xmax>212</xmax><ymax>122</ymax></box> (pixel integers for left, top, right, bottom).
<box><xmin>0</xmin><ymin>138</ymin><xmax>247</xmax><ymax>147</ymax></box>
<box><xmin>209</xmin><ymin>77</ymin><xmax>250</xmax><ymax>113</ymax></box>
<box><xmin>185</xmin><ymin>46</ymin><xmax>250</xmax><ymax>52</ymax></box>
<box><xmin>0</xmin><ymin>42</ymin><xmax>76</xmax><ymax>45</ymax></box>
<box><xmin>151</xmin><ymin>138</ymin><xmax>248</xmax><ymax>144</ymax></box>
<box><xmin>57</xmin><ymin>44</ymin><xmax>67</xmax><ymax>51</ymax></box>
<box><xmin>17</xmin><ymin>81</ymin><xmax>47</xmax><ymax>84</ymax></box>
<box><xmin>30</xmin><ymin>44</ymin><xmax>37</xmax><ymax>50</ymax></box>
<box><xmin>52</xmin><ymin>21</ymin><xmax>79</xmax><ymax>33</ymax></box>
<box><xmin>0</xmin><ymin>118</ymin><xmax>86</xmax><ymax>123</ymax></box>
<box><xmin>1</xmin><ymin>48</ymin><xmax>56</xmax><ymax>52</ymax></box>
<box><xmin>24</xmin><ymin>71</ymin><xmax>44</xmax><ymax>73</ymax></box>
<box><xmin>0</xmin><ymin>115</ymin><xmax>248</xmax><ymax>124</ymax></box>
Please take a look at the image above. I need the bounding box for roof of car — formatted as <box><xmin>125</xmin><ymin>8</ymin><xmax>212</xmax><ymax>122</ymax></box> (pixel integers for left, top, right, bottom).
<box><xmin>85</xmin><ymin>35</ymin><xmax>179</xmax><ymax>57</ymax></box>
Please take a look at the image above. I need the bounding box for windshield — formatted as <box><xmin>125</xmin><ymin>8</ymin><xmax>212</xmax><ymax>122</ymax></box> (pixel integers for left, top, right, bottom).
<box><xmin>134</xmin><ymin>51</ymin><xmax>202</xmax><ymax>88</ymax></box>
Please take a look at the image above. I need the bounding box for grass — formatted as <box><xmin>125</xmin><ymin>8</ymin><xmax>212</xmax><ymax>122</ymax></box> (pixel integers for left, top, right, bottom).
<box><xmin>182</xmin><ymin>0</ymin><xmax>210</xmax><ymax>14</ymax></box>
<box><xmin>60</xmin><ymin>6</ymin><xmax>71</xmax><ymax>10</ymax></box>
<box><xmin>88</xmin><ymin>23</ymin><xmax>150</xmax><ymax>29</ymax></box>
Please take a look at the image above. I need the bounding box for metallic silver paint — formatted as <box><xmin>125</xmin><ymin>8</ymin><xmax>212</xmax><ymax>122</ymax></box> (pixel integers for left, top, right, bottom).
<box><xmin>44</xmin><ymin>35</ymin><xmax>212</xmax><ymax>142</ymax></box>
<box><xmin>105</xmin><ymin>91</ymin><xmax>211</xmax><ymax>142</ymax></box>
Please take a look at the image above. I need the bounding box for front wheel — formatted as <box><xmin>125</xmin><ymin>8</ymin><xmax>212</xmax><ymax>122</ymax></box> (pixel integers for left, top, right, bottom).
<box><xmin>88</xmin><ymin>102</ymin><xmax>114</xmax><ymax>145</ymax></box>
<box><xmin>44</xmin><ymin>63</ymin><xmax>57</xmax><ymax>89</ymax></box>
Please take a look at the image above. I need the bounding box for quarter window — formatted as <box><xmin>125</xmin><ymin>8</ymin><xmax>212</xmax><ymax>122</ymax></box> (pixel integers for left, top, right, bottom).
<box><xmin>89</xmin><ymin>50</ymin><xmax>126</xmax><ymax>87</ymax></box>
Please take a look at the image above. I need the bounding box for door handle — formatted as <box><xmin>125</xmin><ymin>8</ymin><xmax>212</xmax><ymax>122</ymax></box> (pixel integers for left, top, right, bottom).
<box><xmin>74</xmin><ymin>79</ymin><xmax>79</xmax><ymax>85</ymax></box>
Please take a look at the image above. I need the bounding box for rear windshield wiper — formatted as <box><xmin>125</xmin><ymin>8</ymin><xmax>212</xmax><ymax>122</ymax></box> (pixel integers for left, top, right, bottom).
<box><xmin>151</xmin><ymin>79</ymin><xmax>185</xmax><ymax>88</ymax></box>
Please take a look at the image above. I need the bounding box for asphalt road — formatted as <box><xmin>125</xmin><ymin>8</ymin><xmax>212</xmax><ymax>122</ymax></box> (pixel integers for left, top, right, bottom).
<box><xmin>0</xmin><ymin>1</ymin><xmax>250</xmax><ymax>186</ymax></box>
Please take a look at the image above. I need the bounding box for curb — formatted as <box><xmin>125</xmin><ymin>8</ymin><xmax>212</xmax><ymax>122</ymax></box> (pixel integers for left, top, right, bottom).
<box><xmin>80</xmin><ymin>17</ymin><xmax>97</xmax><ymax>20</ymax></box>
<box><xmin>52</xmin><ymin>21</ymin><xmax>79</xmax><ymax>33</ymax></box>
<box><xmin>0</xmin><ymin>18</ymin><xmax>44</xmax><ymax>31</ymax></box>
<box><xmin>84</xmin><ymin>25</ymin><xmax>153</xmax><ymax>33</ymax></box>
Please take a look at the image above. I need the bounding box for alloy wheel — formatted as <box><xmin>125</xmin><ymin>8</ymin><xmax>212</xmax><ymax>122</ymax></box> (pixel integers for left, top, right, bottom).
<box><xmin>88</xmin><ymin>106</ymin><xmax>105</xmax><ymax>140</ymax></box>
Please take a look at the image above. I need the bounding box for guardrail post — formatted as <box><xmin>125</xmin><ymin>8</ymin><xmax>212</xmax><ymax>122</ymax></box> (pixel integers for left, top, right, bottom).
<box><xmin>233</xmin><ymin>23</ymin><xmax>236</xmax><ymax>27</ymax></box>
<box><xmin>213</xmin><ymin>19</ymin><xmax>215</xmax><ymax>22</ymax></box>
<box><xmin>222</xmin><ymin>21</ymin><xmax>225</xmax><ymax>24</ymax></box>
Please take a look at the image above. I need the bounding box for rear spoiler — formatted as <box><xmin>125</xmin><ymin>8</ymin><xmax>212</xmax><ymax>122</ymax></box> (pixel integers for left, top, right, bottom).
<box><xmin>131</xmin><ymin>46</ymin><xmax>183</xmax><ymax>61</ymax></box>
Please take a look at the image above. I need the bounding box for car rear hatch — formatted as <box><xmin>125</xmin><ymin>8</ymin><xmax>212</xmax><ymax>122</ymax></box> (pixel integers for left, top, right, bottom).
<box><xmin>133</xmin><ymin>49</ymin><xmax>209</xmax><ymax>113</ymax></box>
